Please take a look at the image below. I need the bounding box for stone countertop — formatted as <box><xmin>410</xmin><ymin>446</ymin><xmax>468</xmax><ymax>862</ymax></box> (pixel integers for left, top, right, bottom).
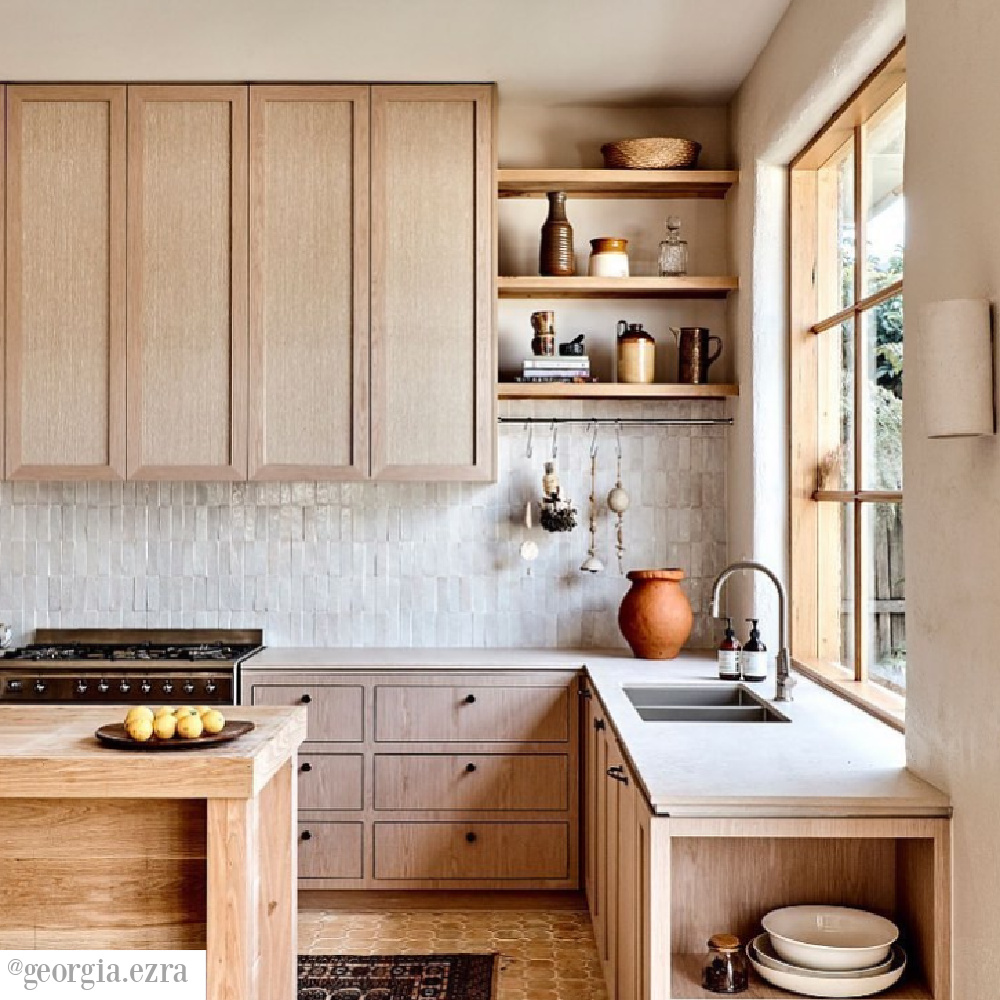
<box><xmin>243</xmin><ymin>647</ymin><xmax>950</xmax><ymax>819</ymax></box>
<box><xmin>0</xmin><ymin>705</ymin><xmax>307</xmax><ymax>800</ymax></box>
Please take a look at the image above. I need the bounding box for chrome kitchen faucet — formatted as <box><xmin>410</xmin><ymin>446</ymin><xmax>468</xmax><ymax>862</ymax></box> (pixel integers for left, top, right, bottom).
<box><xmin>710</xmin><ymin>562</ymin><xmax>795</xmax><ymax>702</ymax></box>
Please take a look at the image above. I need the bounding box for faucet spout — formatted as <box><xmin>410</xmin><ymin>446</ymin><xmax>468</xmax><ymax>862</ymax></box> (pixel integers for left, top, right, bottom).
<box><xmin>710</xmin><ymin>561</ymin><xmax>795</xmax><ymax>702</ymax></box>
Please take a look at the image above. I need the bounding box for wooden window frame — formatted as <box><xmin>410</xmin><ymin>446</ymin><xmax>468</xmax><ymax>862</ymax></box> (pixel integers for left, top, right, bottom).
<box><xmin>789</xmin><ymin>41</ymin><xmax>906</xmax><ymax>731</ymax></box>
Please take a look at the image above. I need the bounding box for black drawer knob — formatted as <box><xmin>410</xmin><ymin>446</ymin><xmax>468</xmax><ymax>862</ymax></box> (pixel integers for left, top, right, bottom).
<box><xmin>463</xmin><ymin>694</ymin><xmax>476</xmax><ymax>704</ymax></box>
<box><xmin>301</xmin><ymin>762</ymin><xmax>312</xmax><ymax>773</ymax></box>
<box><xmin>465</xmin><ymin>762</ymin><xmax>477</xmax><ymax>773</ymax></box>
<box><xmin>301</xmin><ymin>694</ymin><xmax>312</xmax><ymax>704</ymax></box>
<box><xmin>301</xmin><ymin>830</ymin><xmax>312</xmax><ymax>841</ymax></box>
<box><xmin>465</xmin><ymin>832</ymin><xmax>477</xmax><ymax>844</ymax></box>
<box><xmin>594</xmin><ymin>718</ymin><xmax>605</xmax><ymax>731</ymax></box>
<box><xmin>607</xmin><ymin>765</ymin><xmax>628</xmax><ymax>785</ymax></box>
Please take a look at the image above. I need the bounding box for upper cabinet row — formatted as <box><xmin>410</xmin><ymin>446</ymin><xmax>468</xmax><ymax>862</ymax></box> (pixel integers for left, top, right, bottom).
<box><xmin>0</xmin><ymin>84</ymin><xmax>495</xmax><ymax>482</ymax></box>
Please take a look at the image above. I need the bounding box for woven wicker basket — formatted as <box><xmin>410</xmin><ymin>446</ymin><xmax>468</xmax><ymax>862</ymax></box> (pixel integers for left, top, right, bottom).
<box><xmin>600</xmin><ymin>137</ymin><xmax>701</xmax><ymax>170</ymax></box>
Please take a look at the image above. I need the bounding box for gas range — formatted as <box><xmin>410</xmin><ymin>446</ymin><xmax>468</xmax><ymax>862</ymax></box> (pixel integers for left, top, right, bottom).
<box><xmin>0</xmin><ymin>629</ymin><xmax>263</xmax><ymax>705</ymax></box>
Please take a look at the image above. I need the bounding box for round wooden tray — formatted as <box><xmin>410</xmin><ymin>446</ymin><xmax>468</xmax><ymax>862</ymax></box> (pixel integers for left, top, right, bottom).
<box><xmin>94</xmin><ymin>719</ymin><xmax>255</xmax><ymax>751</ymax></box>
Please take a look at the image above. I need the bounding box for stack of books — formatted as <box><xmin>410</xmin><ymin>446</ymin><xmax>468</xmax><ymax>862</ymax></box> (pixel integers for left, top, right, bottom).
<box><xmin>517</xmin><ymin>357</ymin><xmax>594</xmax><ymax>382</ymax></box>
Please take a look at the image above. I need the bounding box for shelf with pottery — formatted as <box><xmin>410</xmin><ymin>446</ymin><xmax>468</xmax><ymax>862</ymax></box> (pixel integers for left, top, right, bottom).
<box><xmin>497</xmin><ymin>168</ymin><xmax>738</xmax><ymax>199</ymax></box>
<box><xmin>497</xmin><ymin>275</ymin><xmax>738</xmax><ymax>299</ymax></box>
<box><xmin>496</xmin><ymin>381</ymin><xmax>738</xmax><ymax>400</ymax></box>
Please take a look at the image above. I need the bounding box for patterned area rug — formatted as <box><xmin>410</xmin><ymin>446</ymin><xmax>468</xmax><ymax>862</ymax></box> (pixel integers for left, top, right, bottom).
<box><xmin>298</xmin><ymin>954</ymin><xmax>497</xmax><ymax>1000</ymax></box>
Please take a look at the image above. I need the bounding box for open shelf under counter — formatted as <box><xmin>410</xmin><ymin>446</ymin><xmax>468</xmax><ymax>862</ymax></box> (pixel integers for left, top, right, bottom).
<box><xmin>669</xmin><ymin>953</ymin><xmax>933</xmax><ymax>1000</ymax></box>
<box><xmin>497</xmin><ymin>381</ymin><xmax>738</xmax><ymax>401</ymax></box>
<box><xmin>497</xmin><ymin>168</ymin><xmax>738</xmax><ymax>199</ymax></box>
<box><xmin>498</xmin><ymin>275</ymin><xmax>738</xmax><ymax>299</ymax></box>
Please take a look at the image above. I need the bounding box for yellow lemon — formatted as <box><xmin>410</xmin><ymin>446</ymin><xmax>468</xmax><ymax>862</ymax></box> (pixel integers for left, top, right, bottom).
<box><xmin>124</xmin><ymin>706</ymin><xmax>154</xmax><ymax>726</ymax></box>
<box><xmin>152</xmin><ymin>713</ymin><xmax>177</xmax><ymax>740</ymax></box>
<box><xmin>176</xmin><ymin>713</ymin><xmax>204</xmax><ymax>739</ymax></box>
<box><xmin>175</xmin><ymin>706</ymin><xmax>197</xmax><ymax>718</ymax></box>
<box><xmin>154</xmin><ymin>706</ymin><xmax>175</xmax><ymax>718</ymax></box>
<box><xmin>125</xmin><ymin>717</ymin><xmax>154</xmax><ymax>742</ymax></box>
<box><xmin>201</xmin><ymin>709</ymin><xmax>226</xmax><ymax>735</ymax></box>
<box><xmin>196</xmin><ymin>706</ymin><xmax>211</xmax><ymax>716</ymax></box>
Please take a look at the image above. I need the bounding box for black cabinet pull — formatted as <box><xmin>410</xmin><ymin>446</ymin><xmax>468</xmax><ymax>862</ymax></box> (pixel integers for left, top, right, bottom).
<box><xmin>465</xmin><ymin>832</ymin><xmax>477</xmax><ymax>844</ymax></box>
<box><xmin>301</xmin><ymin>762</ymin><xmax>312</xmax><ymax>773</ymax></box>
<box><xmin>594</xmin><ymin>718</ymin><xmax>605</xmax><ymax>731</ymax></box>
<box><xmin>463</xmin><ymin>693</ymin><xmax>476</xmax><ymax>704</ymax></box>
<box><xmin>607</xmin><ymin>765</ymin><xmax>628</xmax><ymax>785</ymax></box>
<box><xmin>301</xmin><ymin>830</ymin><xmax>312</xmax><ymax>841</ymax></box>
<box><xmin>465</xmin><ymin>762</ymin><xmax>477</xmax><ymax>773</ymax></box>
<box><xmin>301</xmin><ymin>693</ymin><xmax>312</xmax><ymax>704</ymax></box>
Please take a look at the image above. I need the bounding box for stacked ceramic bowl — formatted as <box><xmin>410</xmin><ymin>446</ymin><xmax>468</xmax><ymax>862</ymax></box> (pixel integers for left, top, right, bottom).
<box><xmin>747</xmin><ymin>906</ymin><xmax>906</xmax><ymax>998</ymax></box>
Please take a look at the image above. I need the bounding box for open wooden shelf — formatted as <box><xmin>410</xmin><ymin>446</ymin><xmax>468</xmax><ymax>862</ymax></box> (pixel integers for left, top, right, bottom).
<box><xmin>497</xmin><ymin>275</ymin><xmax>738</xmax><ymax>299</ymax></box>
<box><xmin>670</xmin><ymin>953</ymin><xmax>932</xmax><ymax>1000</ymax></box>
<box><xmin>497</xmin><ymin>381</ymin><xmax>737</xmax><ymax>401</ymax></box>
<box><xmin>498</xmin><ymin>168</ymin><xmax>737</xmax><ymax>199</ymax></box>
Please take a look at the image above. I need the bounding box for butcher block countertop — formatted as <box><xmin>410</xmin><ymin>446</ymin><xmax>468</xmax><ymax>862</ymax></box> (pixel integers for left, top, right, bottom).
<box><xmin>0</xmin><ymin>705</ymin><xmax>307</xmax><ymax>799</ymax></box>
<box><xmin>245</xmin><ymin>647</ymin><xmax>951</xmax><ymax>819</ymax></box>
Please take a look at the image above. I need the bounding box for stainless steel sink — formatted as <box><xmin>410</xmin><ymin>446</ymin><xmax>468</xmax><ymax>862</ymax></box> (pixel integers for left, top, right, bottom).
<box><xmin>623</xmin><ymin>684</ymin><xmax>790</xmax><ymax>723</ymax></box>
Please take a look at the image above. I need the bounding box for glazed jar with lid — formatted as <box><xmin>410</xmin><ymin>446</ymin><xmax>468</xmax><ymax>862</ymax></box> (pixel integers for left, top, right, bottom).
<box><xmin>702</xmin><ymin>934</ymin><xmax>749</xmax><ymax>994</ymax></box>
<box><xmin>588</xmin><ymin>237</ymin><xmax>630</xmax><ymax>278</ymax></box>
<box><xmin>616</xmin><ymin>320</ymin><xmax>656</xmax><ymax>384</ymax></box>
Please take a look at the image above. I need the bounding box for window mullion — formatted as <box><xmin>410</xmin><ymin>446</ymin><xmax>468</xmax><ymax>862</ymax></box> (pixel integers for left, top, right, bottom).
<box><xmin>853</xmin><ymin>123</ymin><xmax>868</xmax><ymax>683</ymax></box>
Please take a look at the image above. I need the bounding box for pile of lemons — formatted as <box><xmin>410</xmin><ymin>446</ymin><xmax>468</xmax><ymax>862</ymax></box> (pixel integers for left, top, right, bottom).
<box><xmin>123</xmin><ymin>705</ymin><xmax>226</xmax><ymax>742</ymax></box>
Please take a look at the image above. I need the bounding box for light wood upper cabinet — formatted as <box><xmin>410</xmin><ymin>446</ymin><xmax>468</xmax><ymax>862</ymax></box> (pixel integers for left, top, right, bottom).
<box><xmin>370</xmin><ymin>85</ymin><xmax>495</xmax><ymax>481</ymax></box>
<box><xmin>126</xmin><ymin>86</ymin><xmax>248</xmax><ymax>480</ymax></box>
<box><xmin>5</xmin><ymin>85</ymin><xmax>127</xmax><ymax>480</ymax></box>
<box><xmin>249</xmin><ymin>86</ymin><xmax>369</xmax><ymax>480</ymax></box>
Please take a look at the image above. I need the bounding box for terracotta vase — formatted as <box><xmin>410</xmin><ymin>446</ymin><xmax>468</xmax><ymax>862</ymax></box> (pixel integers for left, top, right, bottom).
<box><xmin>618</xmin><ymin>568</ymin><xmax>693</xmax><ymax>659</ymax></box>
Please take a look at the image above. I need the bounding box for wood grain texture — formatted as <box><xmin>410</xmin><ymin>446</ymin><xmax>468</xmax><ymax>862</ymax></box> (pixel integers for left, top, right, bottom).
<box><xmin>373</xmin><ymin>753</ymin><xmax>569</xmax><ymax>811</ymax></box>
<box><xmin>497</xmin><ymin>381</ymin><xmax>739</xmax><ymax>400</ymax></box>
<box><xmin>497</xmin><ymin>168</ymin><xmax>737</xmax><ymax>199</ymax></box>
<box><xmin>5</xmin><ymin>85</ymin><xmax>126</xmax><ymax>480</ymax></box>
<box><xmin>127</xmin><ymin>86</ymin><xmax>248</xmax><ymax>480</ymax></box>
<box><xmin>298</xmin><ymin>821</ymin><xmax>364</xmax><ymax>879</ymax></box>
<box><xmin>299</xmin><ymin>752</ymin><xmax>364</xmax><ymax>811</ymax></box>
<box><xmin>373</xmin><ymin>821</ymin><xmax>569</xmax><ymax>880</ymax></box>
<box><xmin>374</xmin><ymin>682</ymin><xmax>570</xmax><ymax>742</ymax></box>
<box><xmin>497</xmin><ymin>275</ymin><xmax>738</xmax><ymax>299</ymax></box>
<box><xmin>249</xmin><ymin>680</ymin><xmax>365</xmax><ymax>743</ymax></box>
<box><xmin>0</xmin><ymin>85</ymin><xmax>4</xmax><ymax>475</ymax></box>
<box><xmin>370</xmin><ymin>85</ymin><xmax>495</xmax><ymax>481</ymax></box>
<box><xmin>249</xmin><ymin>85</ymin><xmax>369</xmax><ymax>481</ymax></box>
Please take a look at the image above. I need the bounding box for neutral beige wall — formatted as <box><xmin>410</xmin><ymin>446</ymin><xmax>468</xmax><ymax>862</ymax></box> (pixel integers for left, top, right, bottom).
<box><xmin>905</xmin><ymin>1</ymin><xmax>1000</xmax><ymax>993</ymax></box>
<box><xmin>726</xmin><ymin>0</ymin><xmax>904</xmax><ymax>636</ymax></box>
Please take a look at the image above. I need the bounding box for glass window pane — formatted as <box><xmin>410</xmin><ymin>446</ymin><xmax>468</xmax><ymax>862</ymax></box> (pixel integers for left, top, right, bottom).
<box><xmin>818</xmin><ymin>502</ymin><xmax>855</xmax><ymax>669</ymax></box>
<box><xmin>817</xmin><ymin>137</ymin><xmax>855</xmax><ymax>315</ymax></box>
<box><xmin>863</xmin><ymin>502</ymin><xmax>906</xmax><ymax>692</ymax></box>
<box><xmin>863</xmin><ymin>92</ymin><xmax>905</xmax><ymax>297</ymax></box>
<box><xmin>816</xmin><ymin>319</ymin><xmax>855</xmax><ymax>491</ymax></box>
<box><xmin>861</xmin><ymin>295</ymin><xmax>904</xmax><ymax>490</ymax></box>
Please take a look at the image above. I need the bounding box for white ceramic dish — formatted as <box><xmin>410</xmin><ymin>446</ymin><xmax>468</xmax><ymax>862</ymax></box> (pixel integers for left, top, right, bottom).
<box><xmin>762</xmin><ymin>905</ymin><xmax>899</xmax><ymax>971</ymax></box>
<box><xmin>747</xmin><ymin>942</ymin><xmax>907</xmax><ymax>998</ymax></box>
<box><xmin>750</xmin><ymin>934</ymin><xmax>895</xmax><ymax>980</ymax></box>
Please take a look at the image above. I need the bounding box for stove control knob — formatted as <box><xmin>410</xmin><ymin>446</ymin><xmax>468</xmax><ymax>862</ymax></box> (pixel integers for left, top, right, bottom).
<box><xmin>97</xmin><ymin>679</ymin><xmax>110</xmax><ymax>694</ymax></box>
<box><xmin>205</xmin><ymin>680</ymin><xmax>217</xmax><ymax>695</ymax></box>
<box><xmin>119</xmin><ymin>679</ymin><xmax>131</xmax><ymax>694</ymax></box>
<box><xmin>140</xmin><ymin>680</ymin><xmax>152</xmax><ymax>695</ymax></box>
<box><xmin>33</xmin><ymin>679</ymin><xmax>46</xmax><ymax>695</ymax></box>
<box><xmin>162</xmin><ymin>680</ymin><xmax>174</xmax><ymax>695</ymax></box>
<box><xmin>182</xmin><ymin>681</ymin><xmax>195</xmax><ymax>695</ymax></box>
<box><xmin>76</xmin><ymin>680</ymin><xmax>88</xmax><ymax>695</ymax></box>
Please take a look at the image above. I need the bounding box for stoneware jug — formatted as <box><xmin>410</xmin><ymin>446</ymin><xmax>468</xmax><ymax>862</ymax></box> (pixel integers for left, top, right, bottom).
<box><xmin>671</xmin><ymin>326</ymin><xmax>723</xmax><ymax>384</ymax></box>
<box><xmin>618</xmin><ymin>568</ymin><xmax>693</xmax><ymax>659</ymax></box>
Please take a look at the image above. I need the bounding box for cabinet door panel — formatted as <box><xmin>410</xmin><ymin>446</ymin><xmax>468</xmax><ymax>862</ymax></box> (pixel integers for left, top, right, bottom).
<box><xmin>249</xmin><ymin>85</ymin><xmax>369</xmax><ymax>480</ymax></box>
<box><xmin>5</xmin><ymin>85</ymin><xmax>126</xmax><ymax>479</ymax></box>
<box><xmin>370</xmin><ymin>85</ymin><xmax>495</xmax><ymax>481</ymax></box>
<box><xmin>127</xmin><ymin>86</ymin><xmax>248</xmax><ymax>480</ymax></box>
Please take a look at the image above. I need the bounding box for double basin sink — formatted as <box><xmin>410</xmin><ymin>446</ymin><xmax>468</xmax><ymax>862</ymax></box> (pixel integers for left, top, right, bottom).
<box><xmin>624</xmin><ymin>683</ymin><xmax>790</xmax><ymax>724</ymax></box>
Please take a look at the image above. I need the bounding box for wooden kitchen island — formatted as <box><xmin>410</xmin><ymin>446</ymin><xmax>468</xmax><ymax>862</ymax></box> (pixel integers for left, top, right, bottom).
<box><xmin>0</xmin><ymin>705</ymin><xmax>307</xmax><ymax>1000</ymax></box>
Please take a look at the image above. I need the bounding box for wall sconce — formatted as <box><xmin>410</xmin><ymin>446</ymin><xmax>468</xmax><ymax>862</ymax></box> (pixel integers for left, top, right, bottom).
<box><xmin>920</xmin><ymin>298</ymin><xmax>995</xmax><ymax>438</ymax></box>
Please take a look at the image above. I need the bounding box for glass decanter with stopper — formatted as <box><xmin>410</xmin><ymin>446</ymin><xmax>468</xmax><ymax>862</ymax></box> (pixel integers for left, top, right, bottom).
<box><xmin>658</xmin><ymin>215</ymin><xmax>689</xmax><ymax>276</ymax></box>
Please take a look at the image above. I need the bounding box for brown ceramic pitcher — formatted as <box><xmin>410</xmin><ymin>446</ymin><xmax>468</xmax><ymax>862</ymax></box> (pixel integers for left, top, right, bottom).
<box><xmin>670</xmin><ymin>327</ymin><xmax>723</xmax><ymax>384</ymax></box>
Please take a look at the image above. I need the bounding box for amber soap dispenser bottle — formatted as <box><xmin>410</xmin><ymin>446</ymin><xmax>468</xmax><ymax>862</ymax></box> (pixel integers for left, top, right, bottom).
<box><xmin>741</xmin><ymin>618</ymin><xmax>768</xmax><ymax>682</ymax></box>
<box><xmin>717</xmin><ymin>617</ymin><xmax>741</xmax><ymax>680</ymax></box>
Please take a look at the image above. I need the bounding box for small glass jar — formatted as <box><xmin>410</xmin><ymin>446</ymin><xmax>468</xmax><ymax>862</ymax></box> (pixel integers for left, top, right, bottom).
<box><xmin>658</xmin><ymin>215</ymin><xmax>689</xmax><ymax>276</ymax></box>
<box><xmin>701</xmin><ymin>934</ymin><xmax>749</xmax><ymax>994</ymax></box>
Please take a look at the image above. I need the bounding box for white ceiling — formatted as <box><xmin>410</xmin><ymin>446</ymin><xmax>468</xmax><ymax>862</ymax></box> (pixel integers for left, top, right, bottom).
<box><xmin>0</xmin><ymin>0</ymin><xmax>791</xmax><ymax>103</ymax></box>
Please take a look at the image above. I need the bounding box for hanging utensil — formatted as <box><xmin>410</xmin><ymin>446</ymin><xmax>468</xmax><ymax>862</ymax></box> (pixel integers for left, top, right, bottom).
<box><xmin>581</xmin><ymin>424</ymin><xmax>604</xmax><ymax>574</ymax></box>
<box><xmin>519</xmin><ymin>500</ymin><xmax>539</xmax><ymax>574</ymax></box>
<box><xmin>606</xmin><ymin>422</ymin><xmax>630</xmax><ymax>574</ymax></box>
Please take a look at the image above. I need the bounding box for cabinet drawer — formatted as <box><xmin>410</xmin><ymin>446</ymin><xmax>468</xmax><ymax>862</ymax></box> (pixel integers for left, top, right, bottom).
<box><xmin>299</xmin><ymin>753</ymin><xmax>364</xmax><ymax>811</ymax></box>
<box><xmin>250</xmin><ymin>683</ymin><xmax>363</xmax><ymax>742</ymax></box>
<box><xmin>373</xmin><ymin>822</ymin><xmax>569</xmax><ymax>880</ymax></box>
<box><xmin>374</xmin><ymin>754</ymin><xmax>568</xmax><ymax>811</ymax></box>
<box><xmin>374</xmin><ymin>684</ymin><xmax>569</xmax><ymax>742</ymax></box>
<box><xmin>298</xmin><ymin>822</ymin><xmax>363</xmax><ymax>880</ymax></box>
